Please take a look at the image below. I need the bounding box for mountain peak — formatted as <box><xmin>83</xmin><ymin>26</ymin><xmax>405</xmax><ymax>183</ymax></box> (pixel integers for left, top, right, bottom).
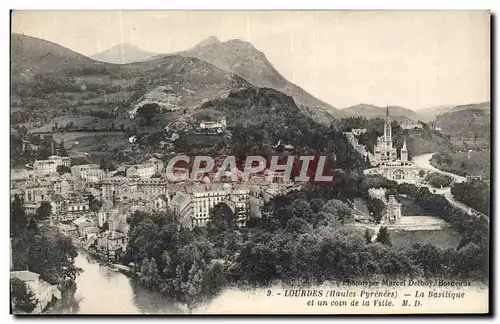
<box><xmin>91</xmin><ymin>43</ymin><xmax>158</xmax><ymax>64</ymax></box>
<box><xmin>193</xmin><ymin>36</ymin><xmax>221</xmax><ymax>49</ymax></box>
<box><xmin>107</xmin><ymin>42</ymin><xmax>142</xmax><ymax>51</ymax></box>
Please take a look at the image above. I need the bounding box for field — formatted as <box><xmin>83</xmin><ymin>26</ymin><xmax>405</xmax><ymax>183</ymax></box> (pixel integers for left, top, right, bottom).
<box><xmin>430</xmin><ymin>150</ymin><xmax>490</xmax><ymax>179</ymax></box>
<box><xmin>396</xmin><ymin>195</ymin><xmax>428</xmax><ymax>216</ymax></box>
<box><xmin>391</xmin><ymin>228</ymin><xmax>461</xmax><ymax>249</ymax></box>
<box><xmin>353</xmin><ymin>196</ymin><xmax>427</xmax><ymax>217</ymax></box>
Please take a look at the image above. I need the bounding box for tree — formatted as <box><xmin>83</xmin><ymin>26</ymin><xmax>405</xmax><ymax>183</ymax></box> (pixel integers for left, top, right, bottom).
<box><xmin>137</xmin><ymin>103</ymin><xmax>159</xmax><ymax>125</ymax></box>
<box><xmin>139</xmin><ymin>257</ymin><xmax>162</xmax><ymax>290</ymax></box>
<box><xmin>367</xmin><ymin>197</ymin><xmax>386</xmax><ymax>223</ymax></box>
<box><xmin>58</xmin><ymin>139</ymin><xmax>68</xmax><ymax>157</ymax></box>
<box><xmin>56</xmin><ymin>165</ymin><xmax>71</xmax><ymax>174</ymax></box>
<box><xmin>99</xmin><ymin>157</ymin><xmax>106</xmax><ymax>170</ymax></box>
<box><xmin>200</xmin><ymin>262</ymin><xmax>226</xmax><ymax>298</ymax></box>
<box><xmin>318</xmin><ymin>199</ymin><xmax>353</xmax><ymax>226</ymax></box>
<box><xmin>375</xmin><ymin>226</ymin><xmax>392</xmax><ymax>247</ymax></box>
<box><xmin>10</xmin><ymin>278</ymin><xmax>38</xmax><ymax>313</ymax></box>
<box><xmin>11</xmin><ymin>195</ymin><xmax>27</xmax><ymax>235</ymax></box>
<box><xmin>89</xmin><ymin>199</ymin><xmax>103</xmax><ymax>215</ymax></box>
<box><xmin>36</xmin><ymin>201</ymin><xmax>52</xmax><ymax>219</ymax></box>
<box><xmin>100</xmin><ymin>221</ymin><xmax>109</xmax><ymax>232</ymax></box>
<box><xmin>206</xmin><ymin>203</ymin><xmax>236</xmax><ymax>236</ymax></box>
<box><xmin>291</xmin><ymin>199</ymin><xmax>315</xmax><ymax>220</ymax></box>
<box><xmin>285</xmin><ymin>217</ymin><xmax>312</xmax><ymax>233</ymax></box>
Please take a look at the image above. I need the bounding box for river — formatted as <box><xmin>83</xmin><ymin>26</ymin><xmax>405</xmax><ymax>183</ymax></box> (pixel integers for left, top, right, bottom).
<box><xmin>53</xmin><ymin>252</ymin><xmax>185</xmax><ymax>314</ymax></box>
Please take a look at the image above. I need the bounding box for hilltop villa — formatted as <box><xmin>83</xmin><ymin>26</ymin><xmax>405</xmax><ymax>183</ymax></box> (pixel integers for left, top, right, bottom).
<box><xmin>199</xmin><ymin>117</ymin><xmax>227</xmax><ymax>130</ymax></box>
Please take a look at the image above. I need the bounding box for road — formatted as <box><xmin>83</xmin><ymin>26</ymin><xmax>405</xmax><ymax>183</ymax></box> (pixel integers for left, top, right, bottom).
<box><xmin>412</xmin><ymin>153</ymin><xmax>467</xmax><ymax>183</ymax></box>
<box><xmin>412</xmin><ymin>153</ymin><xmax>489</xmax><ymax>223</ymax></box>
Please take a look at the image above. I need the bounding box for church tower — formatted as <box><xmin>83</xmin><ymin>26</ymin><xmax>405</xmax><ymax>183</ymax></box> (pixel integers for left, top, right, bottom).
<box><xmin>383</xmin><ymin>106</ymin><xmax>392</xmax><ymax>154</ymax></box>
<box><xmin>401</xmin><ymin>140</ymin><xmax>408</xmax><ymax>162</ymax></box>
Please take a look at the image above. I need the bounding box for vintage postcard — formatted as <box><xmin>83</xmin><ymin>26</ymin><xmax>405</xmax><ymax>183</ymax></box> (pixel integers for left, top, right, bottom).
<box><xmin>9</xmin><ymin>10</ymin><xmax>490</xmax><ymax>315</ymax></box>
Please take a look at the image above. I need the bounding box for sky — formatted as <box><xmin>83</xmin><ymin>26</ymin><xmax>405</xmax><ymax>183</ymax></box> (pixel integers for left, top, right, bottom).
<box><xmin>11</xmin><ymin>10</ymin><xmax>491</xmax><ymax>110</ymax></box>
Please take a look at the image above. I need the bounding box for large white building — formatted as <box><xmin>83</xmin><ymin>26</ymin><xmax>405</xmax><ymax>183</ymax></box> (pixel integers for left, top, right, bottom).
<box><xmin>33</xmin><ymin>156</ymin><xmax>71</xmax><ymax>175</ymax></box>
<box><xmin>48</xmin><ymin>156</ymin><xmax>71</xmax><ymax>167</ymax></box>
<box><xmin>33</xmin><ymin>160</ymin><xmax>58</xmax><ymax>174</ymax></box>
<box><xmin>100</xmin><ymin>177</ymin><xmax>168</xmax><ymax>202</ymax></box>
<box><xmin>126</xmin><ymin>164</ymin><xmax>156</xmax><ymax>179</ymax></box>
<box><xmin>200</xmin><ymin>117</ymin><xmax>227</xmax><ymax>130</ymax></box>
<box><xmin>171</xmin><ymin>183</ymin><xmax>249</xmax><ymax>229</ymax></box>
<box><xmin>398</xmin><ymin>120</ymin><xmax>424</xmax><ymax>130</ymax></box>
<box><xmin>71</xmin><ymin>164</ymin><xmax>100</xmax><ymax>180</ymax></box>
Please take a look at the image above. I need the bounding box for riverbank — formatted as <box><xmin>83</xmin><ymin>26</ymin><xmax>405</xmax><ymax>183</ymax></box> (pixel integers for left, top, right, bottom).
<box><xmin>49</xmin><ymin>251</ymin><xmax>186</xmax><ymax>314</ymax></box>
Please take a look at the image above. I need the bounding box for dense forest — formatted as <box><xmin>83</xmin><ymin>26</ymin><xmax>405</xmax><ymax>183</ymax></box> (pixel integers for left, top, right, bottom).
<box><xmin>451</xmin><ymin>181</ymin><xmax>490</xmax><ymax>216</ymax></box>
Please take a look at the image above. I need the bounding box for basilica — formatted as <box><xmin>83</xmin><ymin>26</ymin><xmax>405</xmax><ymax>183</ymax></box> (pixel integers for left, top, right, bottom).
<box><xmin>373</xmin><ymin>107</ymin><xmax>408</xmax><ymax>164</ymax></box>
<box><xmin>368</xmin><ymin>107</ymin><xmax>423</xmax><ymax>183</ymax></box>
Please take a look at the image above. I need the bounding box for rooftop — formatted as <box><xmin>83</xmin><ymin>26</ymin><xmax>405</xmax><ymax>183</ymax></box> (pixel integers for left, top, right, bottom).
<box><xmin>10</xmin><ymin>270</ymin><xmax>40</xmax><ymax>282</ymax></box>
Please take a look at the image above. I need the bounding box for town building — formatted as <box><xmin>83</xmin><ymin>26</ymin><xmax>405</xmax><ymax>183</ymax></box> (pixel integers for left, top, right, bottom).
<box><xmin>351</xmin><ymin>128</ymin><xmax>367</xmax><ymax>136</ymax></box>
<box><xmin>170</xmin><ymin>191</ymin><xmax>192</xmax><ymax>228</ymax></box>
<box><xmin>73</xmin><ymin>217</ymin><xmax>94</xmax><ymax>237</ymax></box>
<box><xmin>194</xmin><ymin>183</ymin><xmax>248</xmax><ymax>228</ymax></box>
<box><xmin>96</xmin><ymin>231</ymin><xmax>127</xmax><ymax>262</ymax></box>
<box><xmin>170</xmin><ymin>183</ymin><xmax>250</xmax><ymax>229</ymax></box>
<box><xmin>71</xmin><ymin>164</ymin><xmax>100</xmax><ymax>180</ymax></box>
<box><xmin>11</xmin><ymin>169</ymin><xmax>33</xmax><ymax>181</ymax></box>
<box><xmin>48</xmin><ymin>155</ymin><xmax>71</xmax><ymax>167</ymax></box>
<box><xmin>398</xmin><ymin>120</ymin><xmax>424</xmax><ymax>130</ymax></box>
<box><xmin>10</xmin><ymin>270</ymin><xmax>61</xmax><ymax>314</ymax></box>
<box><xmin>62</xmin><ymin>201</ymin><xmax>91</xmax><ymax>220</ymax></box>
<box><xmin>24</xmin><ymin>203</ymin><xmax>39</xmax><ymax>215</ymax></box>
<box><xmin>148</xmin><ymin>194</ymin><xmax>169</xmax><ymax>212</ymax></box>
<box><xmin>100</xmin><ymin>177</ymin><xmax>168</xmax><ymax>202</ymax></box>
<box><xmin>33</xmin><ymin>160</ymin><xmax>58</xmax><ymax>174</ymax></box>
<box><xmin>163</xmin><ymin>167</ymin><xmax>190</xmax><ymax>182</ymax></box>
<box><xmin>383</xmin><ymin>195</ymin><xmax>402</xmax><ymax>224</ymax></box>
<box><xmin>24</xmin><ymin>186</ymin><xmax>53</xmax><ymax>204</ymax></box>
<box><xmin>126</xmin><ymin>164</ymin><xmax>156</xmax><ymax>179</ymax></box>
<box><xmin>144</xmin><ymin>157</ymin><xmax>164</xmax><ymax>175</ymax></box>
<box><xmin>58</xmin><ymin>222</ymin><xmax>79</xmax><ymax>238</ymax></box>
<box><xmin>224</xmin><ymin>194</ymin><xmax>249</xmax><ymax>227</ymax></box>
<box><xmin>84</xmin><ymin>169</ymin><xmax>106</xmax><ymax>183</ymax></box>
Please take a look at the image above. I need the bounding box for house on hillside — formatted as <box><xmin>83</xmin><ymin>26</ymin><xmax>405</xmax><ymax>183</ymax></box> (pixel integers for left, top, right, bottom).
<box><xmin>199</xmin><ymin>117</ymin><xmax>227</xmax><ymax>130</ymax></box>
<box><xmin>148</xmin><ymin>194</ymin><xmax>169</xmax><ymax>211</ymax></box>
<box><xmin>275</xmin><ymin>140</ymin><xmax>294</xmax><ymax>150</ymax></box>
<box><xmin>10</xmin><ymin>270</ymin><xmax>61</xmax><ymax>314</ymax></box>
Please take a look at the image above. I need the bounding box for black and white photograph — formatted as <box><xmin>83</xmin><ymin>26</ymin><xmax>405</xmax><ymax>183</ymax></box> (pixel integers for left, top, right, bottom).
<box><xmin>9</xmin><ymin>10</ymin><xmax>491</xmax><ymax>315</ymax></box>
